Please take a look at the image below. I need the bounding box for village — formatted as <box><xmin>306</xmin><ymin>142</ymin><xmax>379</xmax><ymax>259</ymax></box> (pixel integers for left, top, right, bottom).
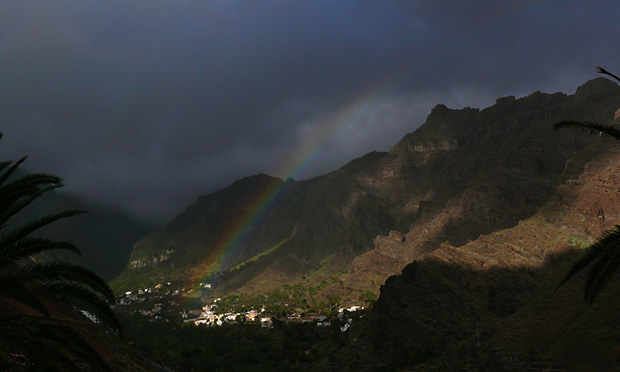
<box><xmin>114</xmin><ymin>282</ymin><xmax>366</xmax><ymax>332</ymax></box>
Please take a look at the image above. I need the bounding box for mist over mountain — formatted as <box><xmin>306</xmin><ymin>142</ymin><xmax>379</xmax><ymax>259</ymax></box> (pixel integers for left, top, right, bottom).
<box><xmin>16</xmin><ymin>187</ymin><xmax>156</xmax><ymax>281</ymax></box>
<box><xmin>3</xmin><ymin>1</ymin><xmax>618</xmax><ymax>225</ymax></box>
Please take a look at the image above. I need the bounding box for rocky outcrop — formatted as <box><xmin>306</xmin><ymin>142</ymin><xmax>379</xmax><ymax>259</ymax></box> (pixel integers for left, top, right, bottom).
<box><xmin>344</xmin><ymin>84</ymin><xmax>620</xmax><ymax>369</ymax></box>
<box><xmin>349</xmin><ymin>141</ymin><xmax>620</xmax><ymax>369</ymax></box>
<box><xmin>336</xmin><ymin>78</ymin><xmax>620</xmax><ymax>298</ymax></box>
<box><xmin>374</xmin><ymin>230</ymin><xmax>406</xmax><ymax>258</ymax></box>
<box><xmin>130</xmin><ymin>248</ymin><xmax>174</xmax><ymax>268</ymax></box>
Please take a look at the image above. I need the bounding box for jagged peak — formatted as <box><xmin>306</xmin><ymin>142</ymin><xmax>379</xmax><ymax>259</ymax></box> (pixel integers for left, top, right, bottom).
<box><xmin>339</xmin><ymin>151</ymin><xmax>388</xmax><ymax>171</ymax></box>
<box><xmin>574</xmin><ymin>77</ymin><xmax>620</xmax><ymax>103</ymax></box>
<box><xmin>390</xmin><ymin>77</ymin><xmax>620</xmax><ymax>156</ymax></box>
<box><xmin>389</xmin><ymin>104</ymin><xmax>478</xmax><ymax>154</ymax></box>
<box><xmin>430</xmin><ymin>103</ymin><xmax>450</xmax><ymax>113</ymax></box>
<box><xmin>189</xmin><ymin>174</ymin><xmax>284</xmax><ymax>204</ymax></box>
<box><xmin>229</xmin><ymin>173</ymin><xmax>283</xmax><ymax>187</ymax></box>
<box><xmin>495</xmin><ymin>95</ymin><xmax>516</xmax><ymax>105</ymax></box>
<box><xmin>426</xmin><ymin>104</ymin><xmax>478</xmax><ymax>121</ymax></box>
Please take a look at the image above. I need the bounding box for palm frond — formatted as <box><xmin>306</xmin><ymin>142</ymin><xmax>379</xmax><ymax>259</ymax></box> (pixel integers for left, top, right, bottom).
<box><xmin>583</xmin><ymin>233</ymin><xmax>620</xmax><ymax>303</ymax></box>
<box><xmin>556</xmin><ymin>225</ymin><xmax>620</xmax><ymax>293</ymax></box>
<box><xmin>0</xmin><ymin>160</ymin><xmax>13</xmax><ymax>175</ymax></box>
<box><xmin>35</xmin><ymin>281</ymin><xmax>122</xmax><ymax>335</ymax></box>
<box><xmin>0</xmin><ymin>184</ymin><xmax>64</xmax><ymax>228</ymax></box>
<box><xmin>553</xmin><ymin>121</ymin><xmax>620</xmax><ymax>140</ymax></box>
<box><xmin>0</xmin><ymin>210</ymin><xmax>87</xmax><ymax>249</ymax></box>
<box><xmin>0</xmin><ymin>173</ymin><xmax>63</xmax><ymax>210</ymax></box>
<box><xmin>597</xmin><ymin>66</ymin><xmax>620</xmax><ymax>83</ymax></box>
<box><xmin>0</xmin><ymin>173</ymin><xmax>62</xmax><ymax>200</ymax></box>
<box><xmin>0</xmin><ymin>157</ymin><xmax>28</xmax><ymax>187</ymax></box>
<box><xmin>0</xmin><ymin>140</ymin><xmax>120</xmax><ymax>370</ymax></box>
<box><xmin>0</xmin><ymin>313</ymin><xmax>111</xmax><ymax>371</ymax></box>
<box><xmin>553</xmin><ymin>72</ymin><xmax>620</xmax><ymax>304</ymax></box>
<box><xmin>0</xmin><ymin>238</ymin><xmax>81</xmax><ymax>266</ymax></box>
<box><xmin>16</xmin><ymin>261</ymin><xmax>115</xmax><ymax>302</ymax></box>
<box><xmin>0</xmin><ymin>193</ymin><xmax>40</xmax><ymax>228</ymax></box>
<box><xmin>0</xmin><ymin>291</ymin><xmax>51</xmax><ymax>318</ymax></box>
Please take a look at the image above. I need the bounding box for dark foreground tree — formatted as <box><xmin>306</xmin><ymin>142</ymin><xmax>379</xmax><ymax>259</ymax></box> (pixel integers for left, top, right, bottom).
<box><xmin>0</xmin><ymin>134</ymin><xmax>121</xmax><ymax>371</ymax></box>
<box><xmin>555</xmin><ymin>66</ymin><xmax>620</xmax><ymax>304</ymax></box>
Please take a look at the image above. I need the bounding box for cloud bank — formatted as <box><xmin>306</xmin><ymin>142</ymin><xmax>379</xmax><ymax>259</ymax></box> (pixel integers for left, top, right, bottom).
<box><xmin>0</xmin><ymin>0</ymin><xmax>618</xmax><ymax>223</ymax></box>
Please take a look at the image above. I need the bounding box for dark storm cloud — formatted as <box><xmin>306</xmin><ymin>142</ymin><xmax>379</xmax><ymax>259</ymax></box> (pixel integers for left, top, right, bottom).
<box><xmin>0</xmin><ymin>0</ymin><xmax>618</xmax><ymax>223</ymax></box>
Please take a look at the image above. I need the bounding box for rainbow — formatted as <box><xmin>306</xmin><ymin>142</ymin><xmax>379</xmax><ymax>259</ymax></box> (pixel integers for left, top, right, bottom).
<box><xmin>190</xmin><ymin>1</ymin><xmax>542</xmax><ymax>291</ymax></box>
<box><xmin>190</xmin><ymin>87</ymin><xmax>390</xmax><ymax>290</ymax></box>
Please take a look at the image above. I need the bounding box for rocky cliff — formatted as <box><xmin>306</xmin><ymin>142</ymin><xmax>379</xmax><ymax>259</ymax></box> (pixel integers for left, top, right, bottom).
<box><xmin>332</xmin><ymin>78</ymin><xmax>620</xmax><ymax>298</ymax></box>
<box><xmin>338</xmin><ymin>136</ymin><xmax>620</xmax><ymax>370</ymax></box>
<box><xmin>334</xmin><ymin>80</ymin><xmax>620</xmax><ymax>370</ymax></box>
<box><xmin>113</xmin><ymin>78</ymin><xmax>620</xmax><ymax>321</ymax></box>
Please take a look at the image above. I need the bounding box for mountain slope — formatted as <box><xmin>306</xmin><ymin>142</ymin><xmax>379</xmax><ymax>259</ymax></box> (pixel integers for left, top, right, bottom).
<box><xmin>345</xmin><ymin>137</ymin><xmax>620</xmax><ymax>370</ymax></box>
<box><xmin>113</xmin><ymin>77</ymin><xmax>620</xmax><ymax>310</ymax></box>
<box><xmin>332</xmin><ymin>77</ymin><xmax>620</xmax><ymax>298</ymax></box>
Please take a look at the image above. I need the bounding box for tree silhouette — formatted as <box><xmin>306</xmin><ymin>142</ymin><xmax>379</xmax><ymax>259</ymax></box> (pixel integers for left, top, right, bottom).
<box><xmin>554</xmin><ymin>66</ymin><xmax>620</xmax><ymax>304</ymax></box>
<box><xmin>0</xmin><ymin>134</ymin><xmax>121</xmax><ymax>371</ymax></box>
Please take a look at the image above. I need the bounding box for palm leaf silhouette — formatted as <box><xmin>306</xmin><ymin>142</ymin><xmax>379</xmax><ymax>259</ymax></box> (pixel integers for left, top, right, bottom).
<box><xmin>0</xmin><ymin>133</ymin><xmax>121</xmax><ymax>370</ymax></box>
<box><xmin>554</xmin><ymin>67</ymin><xmax>620</xmax><ymax>304</ymax></box>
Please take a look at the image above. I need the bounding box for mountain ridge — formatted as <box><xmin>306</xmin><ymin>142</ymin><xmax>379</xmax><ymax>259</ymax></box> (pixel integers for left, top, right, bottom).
<box><xmin>113</xmin><ymin>78</ymin><xmax>620</xmax><ymax>311</ymax></box>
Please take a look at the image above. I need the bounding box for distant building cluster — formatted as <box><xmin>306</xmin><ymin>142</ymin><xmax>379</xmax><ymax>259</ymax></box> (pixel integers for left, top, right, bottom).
<box><xmin>115</xmin><ymin>282</ymin><xmax>198</xmax><ymax>320</ymax></box>
<box><xmin>182</xmin><ymin>299</ymin><xmax>365</xmax><ymax>331</ymax></box>
<box><xmin>116</xmin><ymin>282</ymin><xmax>365</xmax><ymax>332</ymax></box>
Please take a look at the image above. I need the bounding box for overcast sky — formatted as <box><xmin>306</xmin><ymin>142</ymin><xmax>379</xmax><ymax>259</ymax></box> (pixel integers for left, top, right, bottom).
<box><xmin>0</xmin><ymin>0</ymin><xmax>618</xmax><ymax>224</ymax></box>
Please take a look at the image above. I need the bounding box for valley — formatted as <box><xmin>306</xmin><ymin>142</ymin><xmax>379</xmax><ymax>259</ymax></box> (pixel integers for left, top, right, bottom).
<box><xmin>4</xmin><ymin>3</ymin><xmax>620</xmax><ymax>371</ymax></box>
<box><xmin>104</xmin><ymin>77</ymin><xmax>620</xmax><ymax>370</ymax></box>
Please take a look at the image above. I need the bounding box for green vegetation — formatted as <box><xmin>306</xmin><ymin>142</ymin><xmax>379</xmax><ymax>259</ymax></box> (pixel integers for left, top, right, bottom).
<box><xmin>116</xmin><ymin>275</ymin><xmax>366</xmax><ymax>372</ymax></box>
<box><xmin>111</xmin><ymin>262</ymin><xmax>181</xmax><ymax>294</ymax></box>
<box><xmin>567</xmin><ymin>236</ymin><xmax>590</xmax><ymax>250</ymax></box>
<box><xmin>231</xmin><ymin>237</ymin><xmax>290</xmax><ymax>271</ymax></box>
<box><xmin>0</xmin><ymin>135</ymin><xmax>121</xmax><ymax>371</ymax></box>
<box><xmin>359</xmin><ymin>289</ymin><xmax>378</xmax><ymax>304</ymax></box>
<box><xmin>213</xmin><ymin>281</ymin><xmax>353</xmax><ymax>318</ymax></box>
